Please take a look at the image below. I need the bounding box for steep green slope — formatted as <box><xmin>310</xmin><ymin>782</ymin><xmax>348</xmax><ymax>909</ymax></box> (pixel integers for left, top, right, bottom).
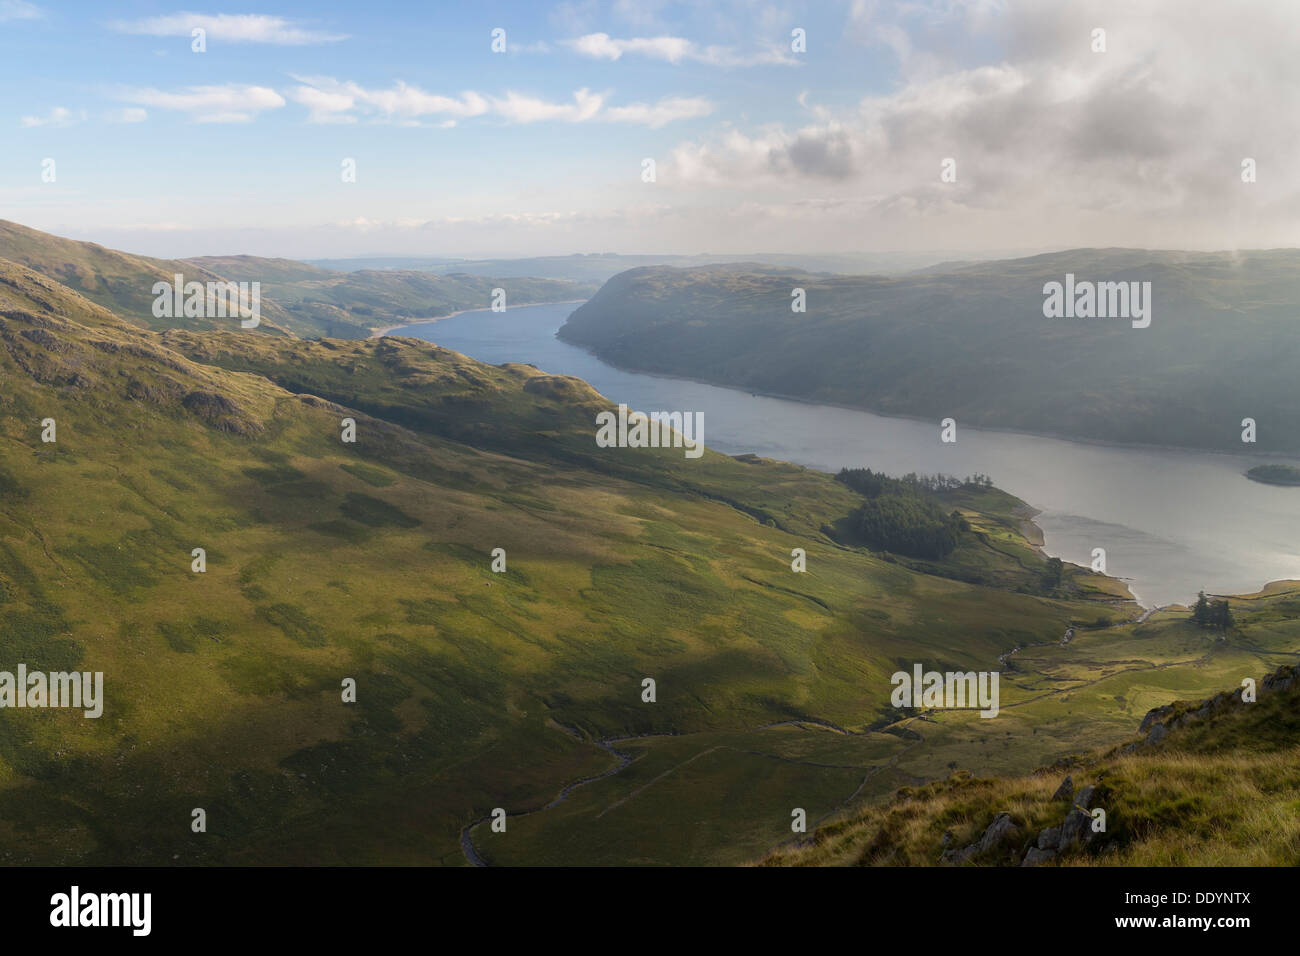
<box><xmin>0</xmin><ymin>256</ymin><xmax>1174</xmax><ymax>865</ymax></box>
<box><xmin>559</xmin><ymin>250</ymin><xmax>1300</xmax><ymax>454</ymax></box>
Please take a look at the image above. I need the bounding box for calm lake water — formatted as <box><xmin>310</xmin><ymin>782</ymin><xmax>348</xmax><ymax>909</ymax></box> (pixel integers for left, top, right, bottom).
<box><xmin>387</xmin><ymin>302</ymin><xmax>1300</xmax><ymax>608</ymax></box>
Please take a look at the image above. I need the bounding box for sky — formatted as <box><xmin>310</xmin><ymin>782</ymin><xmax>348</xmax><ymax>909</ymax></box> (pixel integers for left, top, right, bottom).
<box><xmin>1</xmin><ymin>0</ymin><xmax>1297</xmax><ymax>259</ymax></box>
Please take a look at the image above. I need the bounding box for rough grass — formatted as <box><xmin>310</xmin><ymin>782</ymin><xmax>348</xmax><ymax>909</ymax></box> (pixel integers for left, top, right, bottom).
<box><xmin>761</xmin><ymin>655</ymin><xmax>1300</xmax><ymax>867</ymax></box>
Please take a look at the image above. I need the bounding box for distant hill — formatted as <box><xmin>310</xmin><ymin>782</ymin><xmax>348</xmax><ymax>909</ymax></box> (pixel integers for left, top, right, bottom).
<box><xmin>306</xmin><ymin>251</ymin><xmax>965</xmax><ymax>284</ymax></box>
<box><xmin>0</xmin><ymin>221</ymin><xmax>591</xmax><ymax>340</ymax></box>
<box><xmin>559</xmin><ymin>249</ymin><xmax>1300</xmax><ymax>454</ymax></box>
<box><xmin>189</xmin><ymin>254</ymin><xmax>594</xmax><ymax>338</ymax></box>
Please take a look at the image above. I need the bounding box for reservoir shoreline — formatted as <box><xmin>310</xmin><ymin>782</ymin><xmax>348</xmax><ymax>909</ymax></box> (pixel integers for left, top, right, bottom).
<box><xmin>369</xmin><ymin>298</ymin><xmax>587</xmax><ymax>340</ymax></box>
<box><xmin>551</xmin><ymin>324</ymin><xmax>1300</xmax><ymax>465</ymax></box>
<box><xmin>381</xmin><ymin>302</ymin><xmax>1300</xmax><ymax>607</ymax></box>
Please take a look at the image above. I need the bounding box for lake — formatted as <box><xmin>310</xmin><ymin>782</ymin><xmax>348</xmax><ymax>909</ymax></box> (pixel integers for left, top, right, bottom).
<box><xmin>385</xmin><ymin>302</ymin><xmax>1300</xmax><ymax>608</ymax></box>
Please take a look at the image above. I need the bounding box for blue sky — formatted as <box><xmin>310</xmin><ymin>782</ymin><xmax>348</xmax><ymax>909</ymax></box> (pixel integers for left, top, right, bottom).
<box><xmin>2</xmin><ymin>1</ymin><xmax>1296</xmax><ymax>259</ymax></box>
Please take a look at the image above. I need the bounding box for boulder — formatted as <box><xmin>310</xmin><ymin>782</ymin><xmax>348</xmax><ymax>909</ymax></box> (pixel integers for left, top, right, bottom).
<box><xmin>1051</xmin><ymin>775</ymin><xmax>1074</xmax><ymax>802</ymax></box>
<box><xmin>940</xmin><ymin>845</ymin><xmax>975</xmax><ymax>865</ymax></box>
<box><xmin>939</xmin><ymin>812</ymin><xmax>1022</xmax><ymax>864</ymax></box>
<box><xmin>1138</xmin><ymin>704</ymin><xmax>1174</xmax><ymax>735</ymax></box>
<box><xmin>1022</xmin><ymin>846</ymin><xmax>1056</xmax><ymax>867</ymax></box>
<box><xmin>975</xmin><ymin>812</ymin><xmax>1021</xmax><ymax>854</ymax></box>
<box><xmin>1058</xmin><ymin>785</ymin><xmax>1096</xmax><ymax>848</ymax></box>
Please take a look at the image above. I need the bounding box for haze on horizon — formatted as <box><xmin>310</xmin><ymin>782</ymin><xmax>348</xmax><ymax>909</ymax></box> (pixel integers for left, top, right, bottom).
<box><xmin>3</xmin><ymin>0</ymin><xmax>1297</xmax><ymax>261</ymax></box>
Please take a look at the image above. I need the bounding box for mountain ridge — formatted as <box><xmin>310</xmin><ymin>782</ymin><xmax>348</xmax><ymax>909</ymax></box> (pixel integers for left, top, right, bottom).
<box><xmin>559</xmin><ymin>250</ymin><xmax>1300</xmax><ymax>454</ymax></box>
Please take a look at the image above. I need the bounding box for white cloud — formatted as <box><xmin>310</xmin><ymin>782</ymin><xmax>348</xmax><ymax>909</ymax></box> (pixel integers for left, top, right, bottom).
<box><xmin>0</xmin><ymin>1</ymin><xmax>41</xmax><ymax>22</ymax></box>
<box><xmin>20</xmin><ymin>106</ymin><xmax>83</xmax><ymax>127</ymax></box>
<box><xmin>106</xmin><ymin>107</ymin><xmax>148</xmax><ymax>123</ymax></box>
<box><xmin>286</xmin><ymin>85</ymin><xmax>357</xmax><ymax>124</ymax></box>
<box><xmin>110</xmin><ymin>12</ymin><xmax>345</xmax><ymax>45</ymax></box>
<box><xmin>568</xmin><ymin>32</ymin><xmax>795</xmax><ymax>66</ymax></box>
<box><xmin>286</xmin><ymin>76</ymin><xmax>490</xmax><ymax>125</ymax></box>
<box><xmin>117</xmin><ymin>84</ymin><xmax>285</xmax><ymax>123</ymax></box>
<box><xmin>662</xmin><ymin>0</ymin><xmax>1300</xmax><ymax>255</ymax></box>
<box><xmin>604</xmin><ymin>96</ymin><xmax>714</xmax><ymax>127</ymax></box>
<box><xmin>287</xmin><ymin>76</ymin><xmax>710</xmax><ymax>127</ymax></box>
<box><xmin>490</xmin><ymin>88</ymin><xmax>606</xmax><ymax>124</ymax></box>
<box><xmin>572</xmin><ymin>32</ymin><xmax>691</xmax><ymax>62</ymax></box>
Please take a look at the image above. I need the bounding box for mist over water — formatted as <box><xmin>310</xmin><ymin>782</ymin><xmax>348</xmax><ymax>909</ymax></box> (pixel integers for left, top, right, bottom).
<box><xmin>390</xmin><ymin>302</ymin><xmax>1300</xmax><ymax>608</ymax></box>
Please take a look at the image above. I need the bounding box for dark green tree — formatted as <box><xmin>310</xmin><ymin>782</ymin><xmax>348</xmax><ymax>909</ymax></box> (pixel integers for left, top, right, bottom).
<box><xmin>1193</xmin><ymin>590</ymin><xmax>1210</xmax><ymax>626</ymax></box>
<box><xmin>1041</xmin><ymin>556</ymin><xmax>1064</xmax><ymax>591</ymax></box>
<box><xmin>1210</xmin><ymin>599</ymin><xmax>1234</xmax><ymax>631</ymax></box>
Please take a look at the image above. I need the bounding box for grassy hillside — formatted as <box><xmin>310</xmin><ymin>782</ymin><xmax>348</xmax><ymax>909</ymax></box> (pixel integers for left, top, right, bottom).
<box><xmin>0</xmin><ymin>219</ymin><xmax>296</xmax><ymax>335</ymax></box>
<box><xmin>0</xmin><ymin>253</ymin><xmax>1213</xmax><ymax>865</ymax></box>
<box><xmin>762</xmin><ymin>586</ymin><xmax>1300</xmax><ymax>866</ymax></box>
<box><xmin>559</xmin><ymin>250</ymin><xmax>1300</xmax><ymax>454</ymax></box>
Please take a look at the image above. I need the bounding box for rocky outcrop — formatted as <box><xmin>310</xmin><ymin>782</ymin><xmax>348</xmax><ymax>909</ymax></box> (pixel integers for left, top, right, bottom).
<box><xmin>945</xmin><ymin>776</ymin><xmax>1107</xmax><ymax>867</ymax></box>
<box><xmin>1058</xmin><ymin>785</ymin><xmax>1096</xmax><ymax>849</ymax></box>
<box><xmin>181</xmin><ymin>389</ymin><xmax>263</xmax><ymax>436</ymax></box>
<box><xmin>1020</xmin><ymin>779</ymin><xmax>1102</xmax><ymax>866</ymax></box>
<box><xmin>1050</xmin><ymin>775</ymin><xmax>1073</xmax><ymax>802</ymax></box>
<box><xmin>940</xmin><ymin>812</ymin><xmax>1022</xmax><ymax>864</ymax></box>
<box><xmin>954</xmin><ymin>665</ymin><xmax>1300</xmax><ymax>867</ymax></box>
<box><xmin>1130</xmin><ymin>662</ymin><xmax>1300</xmax><ymax>752</ymax></box>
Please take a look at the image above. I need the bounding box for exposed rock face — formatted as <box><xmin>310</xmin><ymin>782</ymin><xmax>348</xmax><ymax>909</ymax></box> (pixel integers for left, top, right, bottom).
<box><xmin>1022</xmin><ymin>846</ymin><xmax>1056</xmax><ymax>866</ymax></box>
<box><xmin>1013</xmin><ymin>782</ymin><xmax>1106</xmax><ymax>867</ymax></box>
<box><xmin>977</xmin><ymin>812</ymin><xmax>1021</xmax><ymax>854</ymax></box>
<box><xmin>946</xmin><ymin>781</ymin><xmax>1108</xmax><ymax>867</ymax></box>
<box><xmin>941</xmin><ymin>812</ymin><xmax>1022</xmax><ymax>864</ymax></box>
<box><xmin>180</xmin><ymin>390</ymin><xmax>263</xmax><ymax>435</ymax></box>
<box><xmin>182</xmin><ymin>390</ymin><xmax>239</xmax><ymax>418</ymax></box>
<box><xmin>295</xmin><ymin>393</ymin><xmax>350</xmax><ymax>414</ymax></box>
<box><xmin>19</xmin><ymin>327</ymin><xmax>68</xmax><ymax>351</ymax></box>
<box><xmin>1263</xmin><ymin>668</ymin><xmax>1297</xmax><ymax>693</ymax></box>
<box><xmin>1058</xmin><ymin>785</ymin><xmax>1096</xmax><ymax>849</ymax></box>
<box><xmin>1137</xmin><ymin>706</ymin><xmax>1167</xmax><ymax>736</ymax></box>
<box><xmin>1051</xmin><ymin>775</ymin><xmax>1074</xmax><ymax>802</ymax></box>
